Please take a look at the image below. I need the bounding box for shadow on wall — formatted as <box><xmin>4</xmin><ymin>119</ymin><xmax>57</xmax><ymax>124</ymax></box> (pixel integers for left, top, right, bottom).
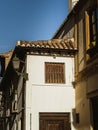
<box><xmin>72</xmin><ymin>108</ymin><xmax>80</xmax><ymax>126</ymax></box>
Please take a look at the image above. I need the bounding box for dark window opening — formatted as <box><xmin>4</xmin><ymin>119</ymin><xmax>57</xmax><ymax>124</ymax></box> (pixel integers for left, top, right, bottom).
<box><xmin>89</xmin><ymin>7</ymin><xmax>98</xmax><ymax>48</ymax></box>
<box><xmin>91</xmin><ymin>96</ymin><xmax>98</xmax><ymax>130</ymax></box>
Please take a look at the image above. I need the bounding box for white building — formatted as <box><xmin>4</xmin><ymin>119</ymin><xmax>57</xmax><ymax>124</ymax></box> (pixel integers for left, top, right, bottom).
<box><xmin>0</xmin><ymin>39</ymin><xmax>77</xmax><ymax>130</ymax></box>
<box><xmin>26</xmin><ymin>54</ymin><xmax>75</xmax><ymax>130</ymax></box>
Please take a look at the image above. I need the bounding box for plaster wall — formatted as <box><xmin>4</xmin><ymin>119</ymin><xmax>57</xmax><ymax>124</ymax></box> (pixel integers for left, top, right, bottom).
<box><xmin>87</xmin><ymin>74</ymin><xmax>98</xmax><ymax>94</ymax></box>
<box><xmin>75</xmin><ymin>81</ymin><xmax>91</xmax><ymax>130</ymax></box>
<box><xmin>25</xmin><ymin>55</ymin><xmax>75</xmax><ymax>130</ymax></box>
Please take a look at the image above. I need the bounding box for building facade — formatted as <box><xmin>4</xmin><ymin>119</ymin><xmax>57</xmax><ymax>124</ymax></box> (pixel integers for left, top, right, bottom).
<box><xmin>53</xmin><ymin>0</ymin><xmax>98</xmax><ymax>130</ymax></box>
<box><xmin>0</xmin><ymin>39</ymin><xmax>77</xmax><ymax>130</ymax></box>
<box><xmin>0</xmin><ymin>0</ymin><xmax>98</xmax><ymax>129</ymax></box>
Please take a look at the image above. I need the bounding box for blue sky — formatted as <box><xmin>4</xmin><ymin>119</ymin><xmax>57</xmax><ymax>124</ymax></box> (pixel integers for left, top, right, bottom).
<box><xmin>0</xmin><ymin>0</ymin><xmax>68</xmax><ymax>53</ymax></box>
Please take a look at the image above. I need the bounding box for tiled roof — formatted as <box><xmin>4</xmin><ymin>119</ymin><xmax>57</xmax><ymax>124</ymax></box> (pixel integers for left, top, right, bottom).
<box><xmin>0</xmin><ymin>50</ymin><xmax>13</xmax><ymax>58</ymax></box>
<box><xmin>16</xmin><ymin>39</ymin><xmax>77</xmax><ymax>50</ymax></box>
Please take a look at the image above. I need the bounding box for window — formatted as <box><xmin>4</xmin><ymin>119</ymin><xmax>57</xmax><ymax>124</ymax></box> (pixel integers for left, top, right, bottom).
<box><xmin>86</xmin><ymin>7</ymin><xmax>98</xmax><ymax>58</ymax></box>
<box><xmin>45</xmin><ymin>62</ymin><xmax>65</xmax><ymax>83</ymax></box>
<box><xmin>89</xmin><ymin>7</ymin><xmax>98</xmax><ymax>47</ymax></box>
<box><xmin>91</xmin><ymin>97</ymin><xmax>98</xmax><ymax>130</ymax></box>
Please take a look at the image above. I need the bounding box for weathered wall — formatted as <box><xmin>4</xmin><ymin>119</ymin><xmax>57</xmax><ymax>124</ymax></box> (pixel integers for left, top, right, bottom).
<box><xmin>75</xmin><ymin>81</ymin><xmax>91</xmax><ymax>130</ymax></box>
<box><xmin>53</xmin><ymin>0</ymin><xmax>98</xmax><ymax>130</ymax></box>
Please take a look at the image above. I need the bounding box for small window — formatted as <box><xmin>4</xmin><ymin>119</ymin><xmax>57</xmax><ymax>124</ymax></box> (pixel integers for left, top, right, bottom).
<box><xmin>86</xmin><ymin>7</ymin><xmax>98</xmax><ymax>58</ymax></box>
<box><xmin>45</xmin><ymin>62</ymin><xmax>65</xmax><ymax>83</ymax></box>
<box><xmin>89</xmin><ymin>7</ymin><xmax>98</xmax><ymax>47</ymax></box>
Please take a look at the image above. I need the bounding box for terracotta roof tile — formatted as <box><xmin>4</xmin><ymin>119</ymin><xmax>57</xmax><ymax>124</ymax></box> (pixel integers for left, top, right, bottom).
<box><xmin>16</xmin><ymin>39</ymin><xmax>77</xmax><ymax>50</ymax></box>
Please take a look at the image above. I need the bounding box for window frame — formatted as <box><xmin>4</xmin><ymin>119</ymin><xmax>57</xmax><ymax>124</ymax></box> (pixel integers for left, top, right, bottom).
<box><xmin>45</xmin><ymin>62</ymin><xmax>65</xmax><ymax>84</ymax></box>
<box><xmin>86</xmin><ymin>7</ymin><xmax>98</xmax><ymax>59</ymax></box>
<box><xmin>89</xmin><ymin>7</ymin><xmax>98</xmax><ymax>48</ymax></box>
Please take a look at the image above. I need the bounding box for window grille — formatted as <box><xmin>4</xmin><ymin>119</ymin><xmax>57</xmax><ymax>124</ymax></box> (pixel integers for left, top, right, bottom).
<box><xmin>45</xmin><ymin>62</ymin><xmax>65</xmax><ymax>83</ymax></box>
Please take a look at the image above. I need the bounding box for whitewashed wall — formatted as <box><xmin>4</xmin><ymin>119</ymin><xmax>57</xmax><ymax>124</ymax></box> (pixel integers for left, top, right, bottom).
<box><xmin>25</xmin><ymin>55</ymin><xmax>75</xmax><ymax>130</ymax></box>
